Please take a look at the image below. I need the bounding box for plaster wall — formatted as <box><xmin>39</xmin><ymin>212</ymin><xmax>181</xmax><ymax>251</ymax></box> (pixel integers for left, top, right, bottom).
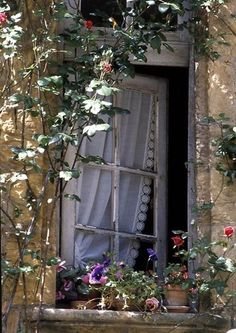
<box><xmin>0</xmin><ymin>1</ymin><xmax>58</xmax><ymax>308</ymax></box>
<box><xmin>195</xmin><ymin>0</ymin><xmax>236</xmax><ymax>316</ymax></box>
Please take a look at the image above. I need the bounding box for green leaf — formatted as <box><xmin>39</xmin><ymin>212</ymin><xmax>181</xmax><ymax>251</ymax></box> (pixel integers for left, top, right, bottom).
<box><xmin>59</xmin><ymin>170</ymin><xmax>80</xmax><ymax>181</ymax></box>
<box><xmin>10</xmin><ymin>13</ymin><xmax>22</xmax><ymax>23</ymax></box>
<box><xmin>150</xmin><ymin>36</ymin><xmax>162</xmax><ymax>53</ymax></box>
<box><xmin>8</xmin><ymin>93</ymin><xmax>24</xmax><ymax>103</ymax></box>
<box><xmin>79</xmin><ymin>155</ymin><xmax>106</xmax><ymax>165</ymax></box>
<box><xmin>97</xmin><ymin>85</ymin><xmax>112</xmax><ymax>96</ymax></box>
<box><xmin>64</xmin><ymin>194</ymin><xmax>81</xmax><ymax>201</ymax></box>
<box><xmin>19</xmin><ymin>265</ymin><xmax>35</xmax><ymax>273</ymax></box>
<box><xmin>158</xmin><ymin>3</ymin><xmax>169</xmax><ymax>13</ymax></box>
<box><xmin>10</xmin><ymin>173</ymin><xmax>28</xmax><ymax>182</ymax></box>
<box><xmin>37</xmin><ymin>78</ymin><xmax>50</xmax><ymax>87</ymax></box>
<box><xmin>83</xmin><ymin>123</ymin><xmax>110</xmax><ymax>136</ymax></box>
<box><xmin>172</xmin><ymin>230</ymin><xmax>186</xmax><ymax>235</ymax></box>
<box><xmin>83</xmin><ymin>99</ymin><xmax>101</xmax><ymax>114</ymax></box>
<box><xmin>146</xmin><ymin>0</ymin><xmax>155</xmax><ymax>5</ymax></box>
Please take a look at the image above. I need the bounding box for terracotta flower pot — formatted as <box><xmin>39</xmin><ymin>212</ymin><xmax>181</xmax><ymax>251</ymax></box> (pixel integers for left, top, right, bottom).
<box><xmin>165</xmin><ymin>285</ymin><xmax>189</xmax><ymax>306</ymax></box>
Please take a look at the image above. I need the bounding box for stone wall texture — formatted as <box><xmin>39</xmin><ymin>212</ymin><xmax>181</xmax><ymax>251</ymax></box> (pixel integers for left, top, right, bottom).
<box><xmin>195</xmin><ymin>0</ymin><xmax>236</xmax><ymax>318</ymax></box>
<box><xmin>28</xmin><ymin>309</ymin><xmax>230</xmax><ymax>333</ymax></box>
<box><xmin>1</xmin><ymin>1</ymin><xmax>58</xmax><ymax>311</ymax></box>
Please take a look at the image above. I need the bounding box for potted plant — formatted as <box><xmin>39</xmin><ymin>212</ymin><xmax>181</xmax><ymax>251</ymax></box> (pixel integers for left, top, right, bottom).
<box><xmin>56</xmin><ymin>250</ymin><xmax>164</xmax><ymax>312</ymax></box>
<box><xmin>77</xmin><ymin>253</ymin><xmax>163</xmax><ymax>311</ymax></box>
<box><xmin>163</xmin><ymin>263</ymin><xmax>195</xmax><ymax>309</ymax></box>
<box><xmin>163</xmin><ymin>227</ymin><xmax>236</xmax><ymax>313</ymax></box>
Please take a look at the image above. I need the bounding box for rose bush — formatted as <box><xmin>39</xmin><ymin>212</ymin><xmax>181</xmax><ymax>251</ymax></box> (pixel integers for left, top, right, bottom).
<box><xmin>166</xmin><ymin>227</ymin><xmax>236</xmax><ymax>311</ymax></box>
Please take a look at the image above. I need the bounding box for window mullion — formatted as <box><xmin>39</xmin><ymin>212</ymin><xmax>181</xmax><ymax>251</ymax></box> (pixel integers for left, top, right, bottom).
<box><xmin>112</xmin><ymin>109</ymin><xmax>120</xmax><ymax>258</ymax></box>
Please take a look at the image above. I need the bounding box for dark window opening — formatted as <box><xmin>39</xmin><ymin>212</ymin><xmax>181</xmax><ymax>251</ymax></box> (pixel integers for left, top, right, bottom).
<box><xmin>133</xmin><ymin>65</ymin><xmax>188</xmax><ymax>266</ymax></box>
<box><xmin>81</xmin><ymin>0</ymin><xmax>125</xmax><ymax>27</ymax></box>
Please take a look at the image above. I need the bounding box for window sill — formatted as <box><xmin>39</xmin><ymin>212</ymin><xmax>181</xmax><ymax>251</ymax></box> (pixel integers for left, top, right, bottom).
<box><xmin>29</xmin><ymin>307</ymin><xmax>230</xmax><ymax>333</ymax></box>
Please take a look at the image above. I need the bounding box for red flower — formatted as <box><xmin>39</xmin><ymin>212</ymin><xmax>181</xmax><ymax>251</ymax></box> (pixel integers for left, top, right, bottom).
<box><xmin>0</xmin><ymin>12</ymin><xmax>7</xmax><ymax>24</ymax></box>
<box><xmin>224</xmin><ymin>226</ymin><xmax>234</xmax><ymax>238</ymax></box>
<box><xmin>103</xmin><ymin>62</ymin><xmax>112</xmax><ymax>73</ymax></box>
<box><xmin>171</xmin><ymin>235</ymin><xmax>184</xmax><ymax>247</ymax></box>
<box><xmin>84</xmin><ymin>20</ymin><xmax>93</xmax><ymax>30</ymax></box>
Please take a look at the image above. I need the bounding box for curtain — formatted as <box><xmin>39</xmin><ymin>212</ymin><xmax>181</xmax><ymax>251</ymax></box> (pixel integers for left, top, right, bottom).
<box><xmin>74</xmin><ymin>88</ymin><xmax>155</xmax><ymax>267</ymax></box>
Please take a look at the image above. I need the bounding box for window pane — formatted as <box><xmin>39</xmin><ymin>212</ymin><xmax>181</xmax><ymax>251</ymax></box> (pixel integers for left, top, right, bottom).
<box><xmin>80</xmin><ymin>117</ymin><xmax>113</xmax><ymax>163</ymax></box>
<box><xmin>81</xmin><ymin>0</ymin><xmax>126</xmax><ymax>27</ymax></box>
<box><xmin>118</xmin><ymin>172</ymin><xmax>154</xmax><ymax>235</ymax></box>
<box><xmin>118</xmin><ymin>90</ymin><xmax>156</xmax><ymax>170</ymax></box>
<box><xmin>76</xmin><ymin>168</ymin><xmax>112</xmax><ymax>228</ymax></box>
<box><xmin>119</xmin><ymin>237</ymin><xmax>141</xmax><ymax>267</ymax></box>
<box><xmin>75</xmin><ymin>231</ymin><xmax>112</xmax><ymax>265</ymax></box>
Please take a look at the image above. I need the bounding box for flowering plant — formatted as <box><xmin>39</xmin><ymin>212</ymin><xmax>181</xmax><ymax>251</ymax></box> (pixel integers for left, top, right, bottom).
<box><xmin>56</xmin><ymin>251</ymin><xmax>163</xmax><ymax>312</ymax></box>
<box><xmin>164</xmin><ymin>263</ymin><xmax>194</xmax><ymax>289</ymax></box>
<box><xmin>166</xmin><ymin>226</ymin><xmax>236</xmax><ymax>311</ymax></box>
<box><xmin>163</xmin><ymin>232</ymin><xmax>198</xmax><ymax>293</ymax></box>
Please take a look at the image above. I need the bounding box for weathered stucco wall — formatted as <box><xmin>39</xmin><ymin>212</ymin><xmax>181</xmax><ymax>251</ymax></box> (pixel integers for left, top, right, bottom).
<box><xmin>0</xmin><ymin>1</ymin><xmax>58</xmax><ymax>311</ymax></box>
<box><xmin>195</xmin><ymin>0</ymin><xmax>236</xmax><ymax>317</ymax></box>
<box><xmin>208</xmin><ymin>3</ymin><xmax>236</xmax><ymax>229</ymax></box>
<box><xmin>196</xmin><ymin>2</ymin><xmax>236</xmax><ymax>222</ymax></box>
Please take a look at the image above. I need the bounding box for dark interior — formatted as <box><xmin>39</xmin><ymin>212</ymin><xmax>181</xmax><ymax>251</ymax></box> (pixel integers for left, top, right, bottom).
<box><xmin>134</xmin><ymin>65</ymin><xmax>189</xmax><ymax>268</ymax></box>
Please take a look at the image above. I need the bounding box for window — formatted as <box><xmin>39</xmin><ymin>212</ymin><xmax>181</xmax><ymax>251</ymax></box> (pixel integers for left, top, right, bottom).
<box><xmin>61</xmin><ymin>75</ymin><xmax>168</xmax><ymax>272</ymax></box>
<box><xmin>61</xmin><ymin>1</ymin><xmax>191</xmax><ymax>272</ymax></box>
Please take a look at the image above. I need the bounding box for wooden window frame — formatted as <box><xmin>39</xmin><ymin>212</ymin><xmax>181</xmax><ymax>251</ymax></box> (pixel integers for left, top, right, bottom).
<box><xmin>61</xmin><ymin>75</ymin><xmax>168</xmax><ymax>272</ymax></box>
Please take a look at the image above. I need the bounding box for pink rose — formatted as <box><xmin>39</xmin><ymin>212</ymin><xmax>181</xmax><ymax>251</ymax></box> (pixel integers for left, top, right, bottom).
<box><xmin>103</xmin><ymin>63</ymin><xmax>112</xmax><ymax>73</ymax></box>
<box><xmin>0</xmin><ymin>12</ymin><xmax>7</xmax><ymax>25</ymax></box>
<box><xmin>145</xmin><ymin>297</ymin><xmax>159</xmax><ymax>312</ymax></box>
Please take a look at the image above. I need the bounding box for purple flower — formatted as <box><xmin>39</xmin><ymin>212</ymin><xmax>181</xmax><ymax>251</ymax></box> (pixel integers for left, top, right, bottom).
<box><xmin>90</xmin><ymin>263</ymin><xmax>105</xmax><ymax>283</ymax></box>
<box><xmin>115</xmin><ymin>270</ymin><xmax>123</xmax><ymax>280</ymax></box>
<box><xmin>102</xmin><ymin>254</ymin><xmax>111</xmax><ymax>267</ymax></box>
<box><xmin>147</xmin><ymin>248</ymin><xmax>158</xmax><ymax>261</ymax></box>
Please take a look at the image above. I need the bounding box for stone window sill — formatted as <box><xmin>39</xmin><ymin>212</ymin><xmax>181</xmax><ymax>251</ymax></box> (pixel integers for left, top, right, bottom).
<box><xmin>29</xmin><ymin>308</ymin><xmax>230</xmax><ymax>333</ymax></box>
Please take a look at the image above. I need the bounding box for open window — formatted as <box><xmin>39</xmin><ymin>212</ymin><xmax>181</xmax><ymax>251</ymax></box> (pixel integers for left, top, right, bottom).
<box><xmin>61</xmin><ymin>75</ymin><xmax>168</xmax><ymax>272</ymax></box>
<box><xmin>61</xmin><ymin>1</ymin><xmax>191</xmax><ymax>274</ymax></box>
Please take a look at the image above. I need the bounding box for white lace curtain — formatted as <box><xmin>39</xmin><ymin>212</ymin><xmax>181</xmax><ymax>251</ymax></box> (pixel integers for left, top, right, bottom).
<box><xmin>74</xmin><ymin>88</ymin><xmax>155</xmax><ymax>267</ymax></box>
